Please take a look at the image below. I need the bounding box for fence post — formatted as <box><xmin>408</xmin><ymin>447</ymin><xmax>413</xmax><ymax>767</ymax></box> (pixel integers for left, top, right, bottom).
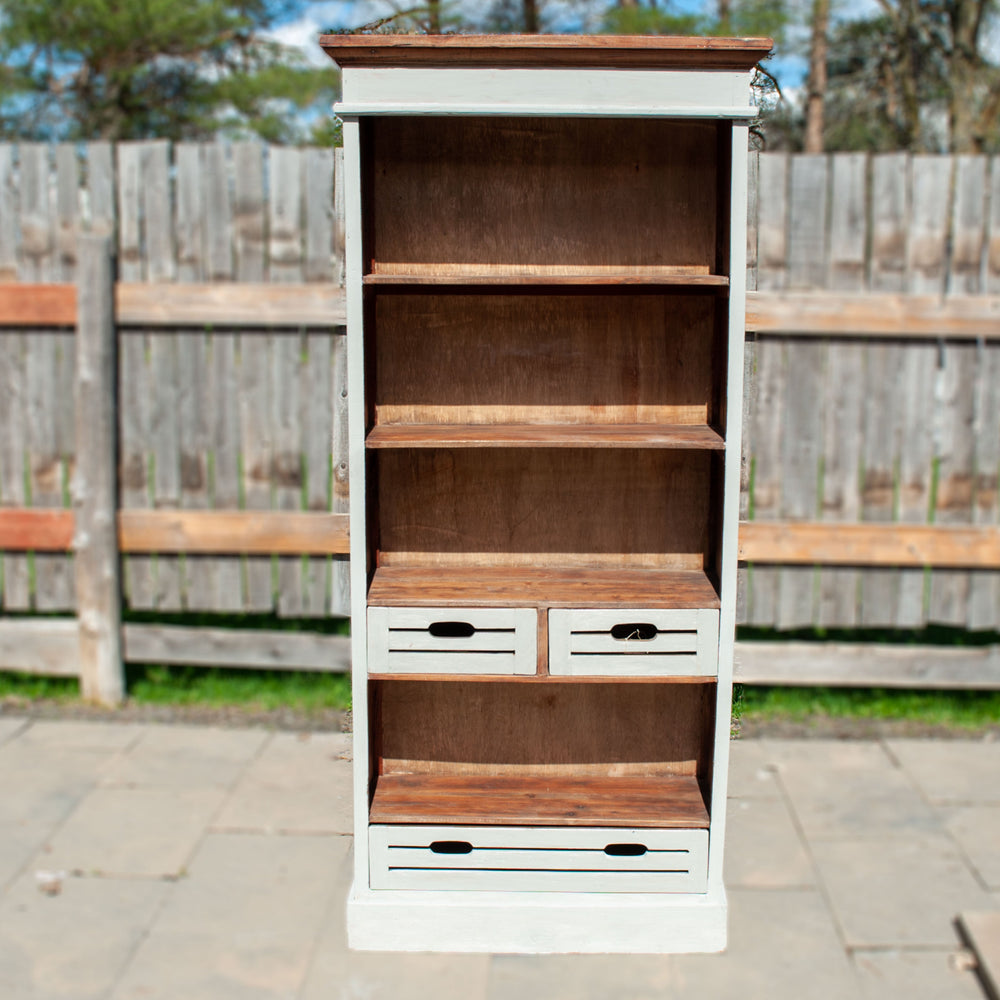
<box><xmin>74</xmin><ymin>234</ymin><xmax>124</xmax><ymax>704</ymax></box>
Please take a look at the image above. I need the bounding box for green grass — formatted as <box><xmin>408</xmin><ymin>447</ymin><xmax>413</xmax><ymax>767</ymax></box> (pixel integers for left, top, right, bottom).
<box><xmin>126</xmin><ymin>664</ymin><xmax>352</xmax><ymax>711</ymax></box>
<box><xmin>733</xmin><ymin>684</ymin><xmax>1000</xmax><ymax>730</ymax></box>
<box><xmin>0</xmin><ymin>671</ymin><xmax>79</xmax><ymax>702</ymax></box>
<box><xmin>0</xmin><ymin>664</ymin><xmax>352</xmax><ymax>712</ymax></box>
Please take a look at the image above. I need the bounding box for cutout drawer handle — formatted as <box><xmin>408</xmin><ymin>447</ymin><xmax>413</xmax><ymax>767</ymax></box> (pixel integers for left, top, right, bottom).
<box><xmin>430</xmin><ymin>841</ymin><xmax>474</xmax><ymax>854</ymax></box>
<box><xmin>428</xmin><ymin>621</ymin><xmax>476</xmax><ymax>638</ymax></box>
<box><xmin>610</xmin><ymin>623</ymin><xmax>658</xmax><ymax>641</ymax></box>
<box><xmin>604</xmin><ymin>843</ymin><xmax>648</xmax><ymax>856</ymax></box>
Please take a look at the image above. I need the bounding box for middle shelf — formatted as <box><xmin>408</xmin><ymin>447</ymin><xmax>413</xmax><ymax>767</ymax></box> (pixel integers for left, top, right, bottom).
<box><xmin>366</xmin><ymin>423</ymin><xmax>725</xmax><ymax>450</ymax></box>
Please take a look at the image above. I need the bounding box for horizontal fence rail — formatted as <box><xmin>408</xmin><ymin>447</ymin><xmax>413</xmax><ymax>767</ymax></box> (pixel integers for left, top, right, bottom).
<box><xmin>1</xmin><ymin>143</ymin><xmax>1000</xmax><ymax>699</ymax></box>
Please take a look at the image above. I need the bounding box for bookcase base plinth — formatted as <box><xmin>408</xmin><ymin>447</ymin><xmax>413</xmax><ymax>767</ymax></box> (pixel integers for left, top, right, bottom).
<box><xmin>347</xmin><ymin>881</ymin><xmax>727</xmax><ymax>954</ymax></box>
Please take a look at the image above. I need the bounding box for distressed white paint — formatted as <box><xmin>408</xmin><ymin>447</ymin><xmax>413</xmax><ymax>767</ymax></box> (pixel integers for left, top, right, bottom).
<box><xmin>337</xmin><ymin>67</ymin><xmax>755</xmax><ymax>118</ymax></box>
<box><xmin>370</xmin><ymin>824</ymin><xmax>707</xmax><ymax>893</ymax></box>
<box><xmin>343</xmin><ymin>117</ymin><xmax>372</xmax><ymax>886</ymax></box>
<box><xmin>548</xmin><ymin>608</ymin><xmax>718</xmax><ymax>677</ymax></box>
<box><xmin>347</xmin><ymin>882</ymin><xmax>727</xmax><ymax>953</ymax></box>
<box><xmin>367</xmin><ymin>606</ymin><xmax>536</xmax><ymax>675</ymax></box>
<box><xmin>342</xmin><ymin>51</ymin><xmax>754</xmax><ymax>955</ymax></box>
<box><xmin>707</xmin><ymin>123</ymin><xmax>750</xmax><ymax>896</ymax></box>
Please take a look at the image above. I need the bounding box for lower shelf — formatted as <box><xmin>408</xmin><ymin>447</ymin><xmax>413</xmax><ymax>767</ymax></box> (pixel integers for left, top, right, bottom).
<box><xmin>367</xmin><ymin>566</ymin><xmax>720</xmax><ymax>609</ymax></box>
<box><xmin>369</xmin><ymin>773</ymin><xmax>710</xmax><ymax>828</ymax></box>
<box><xmin>369</xmin><ymin>823</ymin><xmax>709</xmax><ymax>893</ymax></box>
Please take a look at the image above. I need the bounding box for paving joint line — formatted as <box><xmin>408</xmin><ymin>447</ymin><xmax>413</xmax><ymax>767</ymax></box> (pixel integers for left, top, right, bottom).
<box><xmin>294</xmin><ymin>841</ymin><xmax>355</xmax><ymax>999</ymax></box>
<box><xmin>102</xmin><ymin>728</ymin><xmax>279</xmax><ymax>999</ymax></box>
<box><xmin>770</xmin><ymin>754</ymin><xmax>860</xmax><ymax>967</ymax></box>
<box><xmin>882</xmin><ymin>737</ymin><xmax>997</xmax><ymax>895</ymax></box>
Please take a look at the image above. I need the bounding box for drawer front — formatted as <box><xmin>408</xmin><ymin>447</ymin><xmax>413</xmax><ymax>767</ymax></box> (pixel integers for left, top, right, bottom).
<box><xmin>548</xmin><ymin>608</ymin><xmax>718</xmax><ymax>677</ymax></box>
<box><xmin>370</xmin><ymin>825</ymin><xmax>708</xmax><ymax>893</ymax></box>
<box><xmin>368</xmin><ymin>607</ymin><xmax>536</xmax><ymax>675</ymax></box>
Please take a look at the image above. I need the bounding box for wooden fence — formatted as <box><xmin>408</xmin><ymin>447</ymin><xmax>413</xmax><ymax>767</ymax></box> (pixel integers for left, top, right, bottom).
<box><xmin>1</xmin><ymin>143</ymin><xmax>999</xmax><ymax>700</ymax></box>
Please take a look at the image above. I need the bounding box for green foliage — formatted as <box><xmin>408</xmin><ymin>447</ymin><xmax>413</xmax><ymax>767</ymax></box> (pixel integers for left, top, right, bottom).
<box><xmin>601</xmin><ymin>0</ymin><xmax>786</xmax><ymax>45</ymax></box>
<box><xmin>0</xmin><ymin>0</ymin><xmax>339</xmax><ymax>142</ymax></box>
<box><xmin>126</xmin><ymin>663</ymin><xmax>352</xmax><ymax>710</ymax></box>
<box><xmin>735</xmin><ymin>685</ymin><xmax>1000</xmax><ymax>730</ymax></box>
<box><xmin>0</xmin><ymin>671</ymin><xmax>78</xmax><ymax>702</ymax></box>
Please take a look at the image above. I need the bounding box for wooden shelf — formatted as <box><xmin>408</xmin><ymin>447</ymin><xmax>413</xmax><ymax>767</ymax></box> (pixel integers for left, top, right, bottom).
<box><xmin>366</xmin><ymin>423</ymin><xmax>725</xmax><ymax>450</ymax></box>
<box><xmin>364</xmin><ymin>264</ymin><xmax>729</xmax><ymax>288</ymax></box>
<box><xmin>369</xmin><ymin>773</ymin><xmax>710</xmax><ymax>828</ymax></box>
<box><xmin>368</xmin><ymin>566</ymin><xmax>720</xmax><ymax>609</ymax></box>
<box><xmin>369</xmin><ymin>673</ymin><xmax>716</xmax><ymax>684</ymax></box>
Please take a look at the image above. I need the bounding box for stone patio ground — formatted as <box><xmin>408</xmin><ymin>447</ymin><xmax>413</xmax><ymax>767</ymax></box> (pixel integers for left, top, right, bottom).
<box><xmin>0</xmin><ymin>716</ymin><xmax>996</xmax><ymax>999</ymax></box>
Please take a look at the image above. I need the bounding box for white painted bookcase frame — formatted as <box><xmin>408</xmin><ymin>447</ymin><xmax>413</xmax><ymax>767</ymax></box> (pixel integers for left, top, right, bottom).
<box><xmin>322</xmin><ymin>33</ymin><xmax>769</xmax><ymax>954</ymax></box>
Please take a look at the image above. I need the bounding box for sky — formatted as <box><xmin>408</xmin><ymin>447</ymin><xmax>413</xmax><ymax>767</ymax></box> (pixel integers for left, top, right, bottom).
<box><xmin>269</xmin><ymin>0</ymin><xmax>885</xmax><ymax>95</ymax></box>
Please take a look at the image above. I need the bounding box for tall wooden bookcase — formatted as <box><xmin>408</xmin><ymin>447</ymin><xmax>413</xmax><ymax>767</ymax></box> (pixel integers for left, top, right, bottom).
<box><xmin>321</xmin><ymin>33</ymin><xmax>770</xmax><ymax>954</ymax></box>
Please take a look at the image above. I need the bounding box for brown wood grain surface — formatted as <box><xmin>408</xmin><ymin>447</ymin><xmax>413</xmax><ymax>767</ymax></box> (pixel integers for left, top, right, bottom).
<box><xmin>366</xmin><ymin>423</ymin><xmax>725</xmax><ymax>449</ymax></box>
<box><xmin>374</xmin><ymin>680</ymin><xmax>715</xmax><ymax>784</ymax></box>
<box><xmin>367</xmin><ymin>566</ymin><xmax>720</xmax><ymax>609</ymax></box>
<box><xmin>370</xmin><ymin>118</ymin><xmax>719</xmax><ymax>270</ymax></box>
<box><xmin>376</xmin><ymin>448</ymin><xmax>712</xmax><ymax>570</ymax></box>
<box><xmin>320</xmin><ymin>33</ymin><xmax>772</xmax><ymax>71</ymax></box>
<box><xmin>373</xmin><ymin>292</ymin><xmax>719</xmax><ymax>428</ymax></box>
<box><xmin>368</xmin><ymin>773</ymin><xmax>711</xmax><ymax>828</ymax></box>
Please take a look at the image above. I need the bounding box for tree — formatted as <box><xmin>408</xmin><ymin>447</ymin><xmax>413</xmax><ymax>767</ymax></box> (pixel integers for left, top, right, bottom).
<box><xmin>814</xmin><ymin>0</ymin><xmax>1000</xmax><ymax>152</ymax></box>
<box><xmin>0</xmin><ymin>0</ymin><xmax>338</xmax><ymax>142</ymax></box>
<box><xmin>803</xmin><ymin>0</ymin><xmax>829</xmax><ymax>152</ymax></box>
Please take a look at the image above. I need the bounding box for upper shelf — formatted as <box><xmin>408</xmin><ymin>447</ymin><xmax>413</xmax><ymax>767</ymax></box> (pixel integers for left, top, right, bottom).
<box><xmin>366</xmin><ymin>423</ymin><xmax>725</xmax><ymax>450</ymax></box>
<box><xmin>364</xmin><ymin>263</ymin><xmax>730</xmax><ymax>289</ymax></box>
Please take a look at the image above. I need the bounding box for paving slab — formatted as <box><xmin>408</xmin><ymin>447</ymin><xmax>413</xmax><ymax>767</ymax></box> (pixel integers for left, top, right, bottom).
<box><xmin>0</xmin><ymin>744</ymin><xmax>117</xmax><ymax>889</ymax></box>
<box><xmin>301</xmin><ymin>846</ymin><xmax>491</xmax><ymax>1000</ymax></box>
<box><xmin>945</xmin><ymin>807</ymin><xmax>1000</xmax><ymax>890</ymax></box>
<box><xmin>769</xmin><ymin>740</ymin><xmax>940</xmax><ymax>840</ymax></box>
<box><xmin>671</xmin><ymin>889</ymin><xmax>859</xmax><ymax>999</ymax></box>
<box><xmin>727</xmin><ymin>740</ymin><xmax>782</xmax><ymax>799</ymax></box>
<box><xmin>888</xmin><ymin>739</ymin><xmax>1000</xmax><ymax>805</ymax></box>
<box><xmin>725</xmin><ymin>796</ymin><xmax>814</xmax><ymax>889</ymax></box>
<box><xmin>110</xmin><ymin>832</ymin><xmax>348</xmax><ymax>1000</ymax></box>
<box><xmin>100</xmin><ymin>725</ymin><xmax>268</xmax><ymax>790</ymax></box>
<box><xmin>39</xmin><ymin>787</ymin><xmax>224</xmax><ymax>878</ymax></box>
<box><xmin>853</xmin><ymin>948</ymin><xmax>986</xmax><ymax>1000</ymax></box>
<box><xmin>15</xmin><ymin>720</ymin><xmax>143</xmax><ymax>751</ymax></box>
<box><xmin>811</xmin><ymin>835</ymin><xmax>994</xmax><ymax>948</ymax></box>
<box><xmin>0</xmin><ymin>716</ymin><xmax>27</xmax><ymax>745</ymax></box>
<box><xmin>214</xmin><ymin>732</ymin><xmax>353</xmax><ymax>835</ymax></box>
<box><xmin>0</xmin><ymin>870</ymin><xmax>166</xmax><ymax>1000</ymax></box>
<box><xmin>487</xmin><ymin>952</ymin><xmax>674</xmax><ymax>1000</ymax></box>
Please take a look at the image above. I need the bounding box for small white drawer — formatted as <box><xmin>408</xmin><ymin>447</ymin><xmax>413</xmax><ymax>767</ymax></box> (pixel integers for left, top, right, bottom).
<box><xmin>548</xmin><ymin>608</ymin><xmax>718</xmax><ymax>677</ymax></box>
<box><xmin>367</xmin><ymin>607</ymin><xmax>536</xmax><ymax>675</ymax></box>
<box><xmin>370</xmin><ymin>825</ymin><xmax>708</xmax><ymax>893</ymax></box>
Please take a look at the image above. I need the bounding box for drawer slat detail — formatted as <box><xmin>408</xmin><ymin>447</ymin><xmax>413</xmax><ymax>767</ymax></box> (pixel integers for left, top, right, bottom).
<box><xmin>549</xmin><ymin>608</ymin><xmax>718</xmax><ymax>677</ymax></box>
<box><xmin>369</xmin><ymin>606</ymin><xmax>537</xmax><ymax>675</ymax></box>
<box><xmin>370</xmin><ymin>824</ymin><xmax>709</xmax><ymax>892</ymax></box>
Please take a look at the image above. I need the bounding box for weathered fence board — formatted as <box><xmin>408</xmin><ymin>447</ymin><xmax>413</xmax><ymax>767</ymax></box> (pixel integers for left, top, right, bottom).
<box><xmin>819</xmin><ymin>152</ymin><xmax>865</xmax><ymax>627</ymax></box>
<box><xmin>1</xmin><ymin>142</ymin><xmax>998</xmax><ymax>641</ymax></box>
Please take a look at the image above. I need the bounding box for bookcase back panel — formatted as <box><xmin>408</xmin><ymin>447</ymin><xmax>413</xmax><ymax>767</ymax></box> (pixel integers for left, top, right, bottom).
<box><xmin>376</xmin><ymin>448</ymin><xmax>712</xmax><ymax>569</ymax></box>
<box><xmin>375</xmin><ymin>679</ymin><xmax>715</xmax><ymax>777</ymax></box>
<box><xmin>373</xmin><ymin>293</ymin><xmax>717</xmax><ymax>426</ymax></box>
<box><xmin>368</xmin><ymin>117</ymin><xmax>719</xmax><ymax>268</ymax></box>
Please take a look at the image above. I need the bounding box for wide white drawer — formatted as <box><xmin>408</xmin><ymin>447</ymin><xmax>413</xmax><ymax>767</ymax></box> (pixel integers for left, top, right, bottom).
<box><xmin>367</xmin><ymin>607</ymin><xmax>536</xmax><ymax>675</ymax></box>
<box><xmin>548</xmin><ymin>608</ymin><xmax>718</xmax><ymax>676</ymax></box>
<box><xmin>369</xmin><ymin>825</ymin><xmax>708</xmax><ymax>893</ymax></box>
